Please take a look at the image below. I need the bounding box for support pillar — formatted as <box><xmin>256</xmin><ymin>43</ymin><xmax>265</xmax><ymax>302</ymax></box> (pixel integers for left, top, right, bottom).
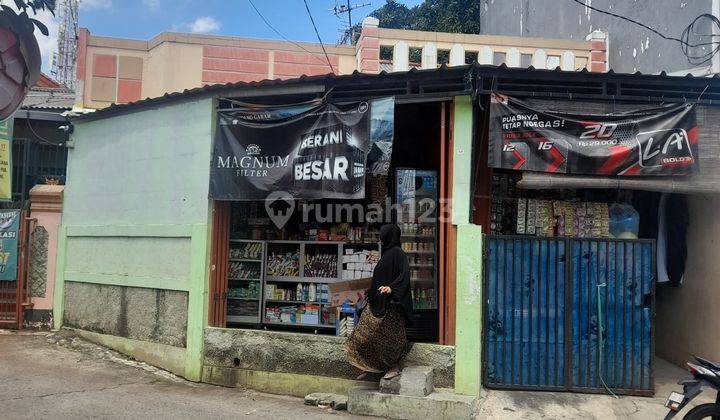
<box><xmin>356</xmin><ymin>17</ymin><xmax>380</xmax><ymax>74</ymax></box>
<box><xmin>451</xmin><ymin>96</ymin><xmax>482</xmax><ymax>396</ymax></box>
<box><xmin>27</xmin><ymin>185</ymin><xmax>64</xmax><ymax>328</ymax></box>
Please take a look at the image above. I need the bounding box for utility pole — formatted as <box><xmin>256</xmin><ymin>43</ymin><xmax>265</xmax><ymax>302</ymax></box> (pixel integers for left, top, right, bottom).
<box><xmin>334</xmin><ymin>0</ymin><xmax>370</xmax><ymax>45</ymax></box>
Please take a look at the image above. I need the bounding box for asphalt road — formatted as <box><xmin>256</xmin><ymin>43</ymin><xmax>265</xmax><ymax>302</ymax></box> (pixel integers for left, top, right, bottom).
<box><xmin>0</xmin><ymin>330</ymin><xmax>361</xmax><ymax>420</ymax></box>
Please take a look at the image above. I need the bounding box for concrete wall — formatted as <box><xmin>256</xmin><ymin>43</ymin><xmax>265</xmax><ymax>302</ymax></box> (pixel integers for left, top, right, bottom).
<box><xmin>202</xmin><ymin>327</ymin><xmax>455</xmax><ymax>397</ymax></box>
<box><xmin>64</xmin><ymin>282</ymin><xmax>188</xmax><ymax>347</ymax></box>
<box><xmin>479</xmin><ymin>0</ymin><xmax>713</xmax><ymax>74</ymax></box>
<box><xmin>656</xmin><ymin>194</ymin><xmax>720</xmax><ymax>366</ymax></box>
<box><xmin>77</xmin><ymin>31</ymin><xmax>356</xmax><ymax>109</ymax></box>
<box><xmin>54</xmin><ymin>97</ymin><xmax>215</xmax><ymax>380</ymax></box>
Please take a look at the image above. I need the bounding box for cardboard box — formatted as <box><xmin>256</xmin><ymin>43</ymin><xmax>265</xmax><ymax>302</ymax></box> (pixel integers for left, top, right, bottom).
<box><xmin>328</xmin><ymin>277</ymin><xmax>372</xmax><ymax>307</ymax></box>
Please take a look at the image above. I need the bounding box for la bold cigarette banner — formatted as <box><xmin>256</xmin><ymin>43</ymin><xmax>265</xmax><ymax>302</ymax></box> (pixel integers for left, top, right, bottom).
<box><xmin>488</xmin><ymin>94</ymin><xmax>698</xmax><ymax>176</ymax></box>
<box><xmin>210</xmin><ymin>98</ymin><xmax>394</xmax><ymax>200</ymax></box>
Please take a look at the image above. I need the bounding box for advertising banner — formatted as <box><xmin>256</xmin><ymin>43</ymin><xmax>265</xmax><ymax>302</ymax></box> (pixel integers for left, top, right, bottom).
<box><xmin>0</xmin><ymin>210</ymin><xmax>19</xmax><ymax>281</ymax></box>
<box><xmin>0</xmin><ymin>117</ymin><xmax>13</xmax><ymax>201</ymax></box>
<box><xmin>488</xmin><ymin>93</ymin><xmax>698</xmax><ymax>176</ymax></box>
<box><xmin>211</xmin><ymin>98</ymin><xmax>394</xmax><ymax>200</ymax></box>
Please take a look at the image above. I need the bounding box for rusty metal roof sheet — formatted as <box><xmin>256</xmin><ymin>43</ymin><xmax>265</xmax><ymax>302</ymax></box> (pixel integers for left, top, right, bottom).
<box><xmin>71</xmin><ymin>63</ymin><xmax>720</xmax><ymax>122</ymax></box>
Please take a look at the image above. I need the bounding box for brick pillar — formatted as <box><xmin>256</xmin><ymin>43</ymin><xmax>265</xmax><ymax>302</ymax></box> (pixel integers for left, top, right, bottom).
<box><xmin>27</xmin><ymin>185</ymin><xmax>64</xmax><ymax>328</ymax></box>
<box><xmin>356</xmin><ymin>17</ymin><xmax>380</xmax><ymax>74</ymax></box>
<box><xmin>586</xmin><ymin>30</ymin><xmax>608</xmax><ymax>73</ymax></box>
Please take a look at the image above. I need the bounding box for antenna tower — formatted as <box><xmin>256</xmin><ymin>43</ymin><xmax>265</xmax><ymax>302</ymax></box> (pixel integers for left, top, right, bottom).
<box><xmin>334</xmin><ymin>0</ymin><xmax>370</xmax><ymax>45</ymax></box>
<box><xmin>52</xmin><ymin>0</ymin><xmax>79</xmax><ymax>89</ymax></box>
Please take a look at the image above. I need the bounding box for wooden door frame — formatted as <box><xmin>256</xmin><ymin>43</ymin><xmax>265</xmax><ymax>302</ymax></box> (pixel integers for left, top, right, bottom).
<box><xmin>208</xmin><ymin>200</ymin><xmax>230</xmax><ymax>327</ymax></box>
<box><xmin>439</xmin><ymin>100</ymin><xmax>456</xmax><ymax>345</ymax></box>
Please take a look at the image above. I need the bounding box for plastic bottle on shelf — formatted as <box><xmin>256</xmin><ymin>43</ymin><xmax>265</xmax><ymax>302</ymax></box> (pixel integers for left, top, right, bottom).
<box><xmin>309</xmin><ymin>283</ymin><xmax>316</xmax><ymax>302</ymax></box>
<box><xmin>296</xmin><ymin>283</ymin><xmax>303</xmax><ymax>302</ymax></box>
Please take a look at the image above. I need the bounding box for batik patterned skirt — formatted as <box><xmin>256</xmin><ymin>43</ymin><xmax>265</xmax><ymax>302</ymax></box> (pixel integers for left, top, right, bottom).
<box><xmin>342</xmin><ymin>305</ymin><xmax>407</xmax><ymax>373</ymax></box>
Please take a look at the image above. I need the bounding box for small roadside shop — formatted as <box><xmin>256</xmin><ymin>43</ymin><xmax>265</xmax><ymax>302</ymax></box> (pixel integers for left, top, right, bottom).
<box><xmin>53</xmin><ymin>63</ymin><xmax>720</xmax><ymax>399</ymax></box>
<box><xmin>470</xmin><ymin>68</ymin><xmax>720</xmax><ymax>396</ymax></box>
<box><xmin>207</xmin><ymin>96</ymin><xmax>450</xmax><ymax>343</ymax></box>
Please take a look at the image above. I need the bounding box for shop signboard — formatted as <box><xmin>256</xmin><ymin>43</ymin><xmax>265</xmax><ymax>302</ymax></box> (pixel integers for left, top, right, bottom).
<box><xmin>0</xmin><ymin>209</ymin><xmax>19</xmax><ymax>281</ymax></box>
<box><xmin>488</xmin><ymin>93</ymin><xmax>698</xmax><ymax>176</ymax></box>
<box><xmin>0</xmin><ymin>117</ymin><xmax>13</xmax><ymax>201</ymax></box>
<box><xmin>211</xmin><ymin>98</ymin><xmax>394</xmax><ymax>200</ymax></box>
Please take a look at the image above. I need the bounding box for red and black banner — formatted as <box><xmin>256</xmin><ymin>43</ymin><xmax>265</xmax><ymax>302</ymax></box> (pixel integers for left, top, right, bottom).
<box><xmin>488</xmin><ymin>93</ymin><xmax>698</xmax><ymax>176</ymax></box>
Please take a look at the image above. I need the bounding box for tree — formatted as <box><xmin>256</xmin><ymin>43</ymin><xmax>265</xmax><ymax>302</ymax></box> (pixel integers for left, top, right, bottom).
<box><xmin>370</xmin><ymin>0</ymin><xmax>414</xmax><ymax>30</ymax></box>
<box><xmin>370</xmin><ymin>0</ymin><xmax>480</xmax><ymax>34</ymax></box>
<box><xmin>0</xmin><ymin>0</ymin><xmax>55</xmax><ymax>119</ymax></box>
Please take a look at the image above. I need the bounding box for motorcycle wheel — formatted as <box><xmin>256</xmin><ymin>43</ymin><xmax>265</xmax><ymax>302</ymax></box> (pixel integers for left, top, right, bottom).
<box><xmin>684</xmin><ymin>403</ymin><xmax>720</xmax><ymax>420</ymax></box>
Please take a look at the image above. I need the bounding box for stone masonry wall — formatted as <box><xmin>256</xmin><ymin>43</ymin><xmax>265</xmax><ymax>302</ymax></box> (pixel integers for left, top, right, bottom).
<box><xmin>64</xmin><ymin>282</ymin><xmax>188</xmax><ymax>348</ymax></box>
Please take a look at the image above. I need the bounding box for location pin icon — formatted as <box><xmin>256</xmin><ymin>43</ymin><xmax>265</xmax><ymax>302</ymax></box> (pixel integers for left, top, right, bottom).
<box><xmin>265</xmin><ymin>190</ymin><xmax>295</xmax><ymax>229</ymax></box>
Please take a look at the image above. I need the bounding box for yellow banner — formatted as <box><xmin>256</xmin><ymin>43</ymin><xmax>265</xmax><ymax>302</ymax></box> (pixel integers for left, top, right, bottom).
<box><xmin>0</xmin><ymin>118</ymin><xmax>12</xmax><ymax>201</ymax></box>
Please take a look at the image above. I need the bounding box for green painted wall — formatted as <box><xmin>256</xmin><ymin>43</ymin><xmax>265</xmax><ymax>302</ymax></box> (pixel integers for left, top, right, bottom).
<box><xmin>451</xmin><ymin>96</ymin><xmax>483</xmax><ymax>396</ymax></box>
<box><xmin>54</xmin><ymin>97</ymin><xmax>215</xmax><ymax>381</ymax></box>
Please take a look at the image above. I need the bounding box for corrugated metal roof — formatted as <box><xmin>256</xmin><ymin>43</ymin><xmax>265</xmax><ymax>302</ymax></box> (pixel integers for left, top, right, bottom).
<box><xmin>71</xmin><ymin>63</ymin><xmax>720</xmax><ymax>123</ymax></box>
<box><xmin>22</xmin><ymin>87</ymin><xmax>75</xmax><ymax>110</ymax></box>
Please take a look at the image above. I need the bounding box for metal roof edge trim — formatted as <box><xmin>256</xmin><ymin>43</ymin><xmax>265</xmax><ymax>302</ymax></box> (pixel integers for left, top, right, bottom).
<box><xmin>70</xmin><ymin>65</ymin><xmax>473</xmax><ymax>123</ymax></box>
<box><xmin>71</xmin><ymin>63</ymin><xmax>720</xmax><ymax>123</ymax></box>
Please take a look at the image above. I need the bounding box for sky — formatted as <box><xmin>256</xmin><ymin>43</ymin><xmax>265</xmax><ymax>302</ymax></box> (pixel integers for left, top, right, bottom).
<box><xmin>14</xmin><ymin>0</ymin><xmax>424</xmax><ymax>74</ymax></box>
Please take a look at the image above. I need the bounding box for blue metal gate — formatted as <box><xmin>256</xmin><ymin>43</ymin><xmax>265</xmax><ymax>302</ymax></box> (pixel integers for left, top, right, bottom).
<box><xmin>483</xmin><ymin>236</ymin><xmax>655</xmax><ymax>396</ymax></box>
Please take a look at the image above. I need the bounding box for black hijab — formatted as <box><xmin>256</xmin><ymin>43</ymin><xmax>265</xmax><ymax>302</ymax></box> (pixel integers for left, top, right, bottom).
<box><xmin>367</xmin><ymin>224</ymin><xmax>413</xmax><ymax>325</ymax></box>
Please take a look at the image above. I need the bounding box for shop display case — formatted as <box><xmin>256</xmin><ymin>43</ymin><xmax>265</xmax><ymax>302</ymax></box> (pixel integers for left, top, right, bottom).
<box><xmin>226</xmin><ymin>240</ymin><xmax>265</xmax><ymax>324</ymax></box>
<box><xmin>396</xmin><ymin>168</ymin><xmax>438</xmax><ymax>309</ymax></box>
<box><xmin>262</xmin><ymin>241</ymin><xmax>344</xmax><ymax>331</ymax></box>
<box><xmin>396</xmin><ymin>168</ymin><xmax>439</xmax><ymax>342</ymax></box>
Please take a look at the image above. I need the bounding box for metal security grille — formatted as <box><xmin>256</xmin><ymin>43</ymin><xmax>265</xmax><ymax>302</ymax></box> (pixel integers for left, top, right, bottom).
<box><xmin>12</xmin><ymin>137</ymin><xmax>68</xmax><ymax>203</ymax></box>
<box><xmin>483</xmin><ymin>236</ymin><xmax>655</xmax><ymax>396</ymax></box>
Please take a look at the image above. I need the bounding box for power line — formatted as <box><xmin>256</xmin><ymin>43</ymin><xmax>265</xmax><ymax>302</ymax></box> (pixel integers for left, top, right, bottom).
<box><xmin>567</xmin><ymin>0</ymin><xmax>720</xmax><ymax>65</ymax></box>
<box><xmin>246</xmin><ymin>0</ymin><xmax>334</xmax><ymax>71</ymax></box>
<box><xmin>303</xmin><ymin>0</ymin><xmax>335</xmax><ymax>73</ymax></box>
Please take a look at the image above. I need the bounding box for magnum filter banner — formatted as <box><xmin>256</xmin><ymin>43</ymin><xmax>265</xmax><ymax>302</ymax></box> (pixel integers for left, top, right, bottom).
<box><xmin>488</xmin><ymin>93</ymin><xmax>698</xmax><ymax>176</ymax></box>
<box><xmin>211</xmin><ymin>99</ymin><xmax>391</xmax><ymax>200</ymax></box>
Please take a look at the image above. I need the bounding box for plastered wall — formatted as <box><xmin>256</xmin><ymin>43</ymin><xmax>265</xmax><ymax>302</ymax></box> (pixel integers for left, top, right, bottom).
<box><xmin>656</xmin><ymin>194</ymin><xmax>720</xmax><ymax>367</ymax></box>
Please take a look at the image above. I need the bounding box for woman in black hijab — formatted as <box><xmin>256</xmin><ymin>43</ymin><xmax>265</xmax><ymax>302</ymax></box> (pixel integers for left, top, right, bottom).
<box><xmin>343</xmin><ymin>224</ymin><xmax>412</xmax><ymax>380</ymax></box>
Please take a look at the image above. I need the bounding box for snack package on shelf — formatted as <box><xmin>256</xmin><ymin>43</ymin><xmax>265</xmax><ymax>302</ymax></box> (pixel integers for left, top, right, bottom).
<box><xmin>229</xmin><ymin>242</ymin><xmax>263</xmax><ymax>260</ymax></box>
<box><xmin>341</xmin><ymin>249</ymin><xmax>379</xmax><ymax>280</ymax></box>
<box><xmin>266</xmin><ymin>250</ymin><xmax>300</xmax><ymax>276</ymax></box>
<box><xmin>227</xmin><ymin>282</ymin><xmax>260</xmax><ymax>299</ymax></box>
<box><xmin>228</xmin><ymin>262</ymin><xmax>260</xmax><ymax>280</ymax></box>
<box><xmin>516</xmin><ymin>198</ymin><xmax>527</xmax><ymax>234</ymax></box>
<box><xmin>535</xmin><ymin>200</ymin><xmax>555</xmax><ymax>237</ymax></box>
<box><xmin>588</xmin><ymin>202</ymin><xmax>611</xmax><ymax>238</ymax></box>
